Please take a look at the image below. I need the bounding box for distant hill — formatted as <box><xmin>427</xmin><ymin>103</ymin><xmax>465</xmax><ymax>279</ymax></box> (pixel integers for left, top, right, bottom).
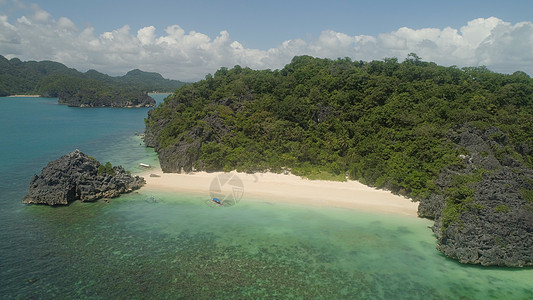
<box><xmin>119</xmin><ymin>69</ymin><xmax>186</xmax><ymax>92</ymax></box>
<box><xmin>0</xmin><ymin>55</ymin><xmax>187</xmax><ymax>107</ymax></box>
<box><xmin>83</xmin><ymin>68</ymin><xmax>187</xmax><ymax>93</ymax></box>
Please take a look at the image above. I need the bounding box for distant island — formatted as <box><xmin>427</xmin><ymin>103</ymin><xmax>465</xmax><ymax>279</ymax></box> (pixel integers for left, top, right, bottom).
<box><xmin>145</xmin><ymin>55</ymin><xmax>533</xmax><ymax>267</ymax></box>
<box><xmin>0</xmin><ymin>55</ymin><xmax>187</xmax><ymax>107</ymax></box>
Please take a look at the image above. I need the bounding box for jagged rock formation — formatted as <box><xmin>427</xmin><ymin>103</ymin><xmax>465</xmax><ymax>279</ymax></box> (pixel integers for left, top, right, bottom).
<box><xmin>145</xmin><ymin>110</ymin><xmax>230</xmax><ymax>172</ymax></box>
<box><xmin>56</xmin><ymin>91</ymin><xmax>155</xmax><ymax>108</ymax></box>
<box><xmin>418</xmin><ymin>125</ymin><xmax>533</xmax><ymax>267</ymax></box>
<box><xmin>22</xmin><ymin>150</ymin><xmax>145</xmax><ymax>205</ymax></box>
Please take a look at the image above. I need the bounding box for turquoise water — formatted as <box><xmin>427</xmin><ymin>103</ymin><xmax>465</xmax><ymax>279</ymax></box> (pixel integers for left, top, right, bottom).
<box><xmin>0</xmin><ymin>96</ymin><xmax>531</xmax><ymax>299</ymax></box>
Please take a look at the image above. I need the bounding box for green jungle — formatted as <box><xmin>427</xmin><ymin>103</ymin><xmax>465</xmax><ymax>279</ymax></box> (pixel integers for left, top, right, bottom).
<box><xmin>147</xmin><ymin>54</ymin><xmax>532</xmax><ymax>199</ymax></box>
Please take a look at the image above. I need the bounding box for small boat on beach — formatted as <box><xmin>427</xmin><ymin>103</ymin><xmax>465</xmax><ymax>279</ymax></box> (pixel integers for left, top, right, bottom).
<box><xmin>212</xmin><ymin>197</ymin><xmax>222</xmax><ymax>205</ymax></box>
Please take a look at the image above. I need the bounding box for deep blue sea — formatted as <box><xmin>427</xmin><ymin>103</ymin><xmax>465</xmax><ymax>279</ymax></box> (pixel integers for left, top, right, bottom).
<box><xmin>0</xmin><ymin>95</ymin><xmax>531</xmax><ymax>299</ymax></box>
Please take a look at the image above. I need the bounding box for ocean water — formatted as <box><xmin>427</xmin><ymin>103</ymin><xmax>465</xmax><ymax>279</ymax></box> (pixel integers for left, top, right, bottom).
<box><xmin>0</xmin><ymin>96</ymin><xmax>531</xmax><ymax>299</ymax></box>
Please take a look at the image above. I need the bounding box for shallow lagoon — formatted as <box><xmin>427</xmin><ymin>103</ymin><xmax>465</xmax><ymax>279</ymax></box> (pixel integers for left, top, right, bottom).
<box><xmin>0</xmin><ymin>96</ymin><xmax>531</xmax><ymax>299</ymax></box>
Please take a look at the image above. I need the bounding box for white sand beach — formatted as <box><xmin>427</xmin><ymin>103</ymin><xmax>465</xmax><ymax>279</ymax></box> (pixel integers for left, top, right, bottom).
<box><xmin>140</xmin><ymin>169</ymin><xmax>419</xmax><ymax>217</ymax></box>
<box><xmin>6</xmin><ymin>94</ymin><xmax>41</xmax><ymax>97</ymax></box>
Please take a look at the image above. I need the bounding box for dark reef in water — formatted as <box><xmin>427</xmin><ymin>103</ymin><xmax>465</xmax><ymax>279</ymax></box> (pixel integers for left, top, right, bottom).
<box><xmin>22</xmin><ymin>150</ymin><xmax>145</xmax><ymax>205</ymax></box>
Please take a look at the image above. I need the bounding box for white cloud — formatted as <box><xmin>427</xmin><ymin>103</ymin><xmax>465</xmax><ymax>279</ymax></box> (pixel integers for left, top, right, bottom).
<box><xmin>0</xmin><ymin>14</ymin><xmax>20</xmax><ymax>53</ymax></box>
<box><xmin>0</xmin><ymin>6</ymin><xmax>532</xmax><ymax>81</ymax></box>
<box><xmin>32</xmin><ymin>9</ymin><xmax>49</xmax><ymax>22</ymax></box>
<box><xmin>16</xmin><ymin>15</ymin><xmax>30</xmax><ymax>25</ymax></box>
<box><xmin>137</xmin><ymin>26</ymin><xmax>155</xmax><ymax>46</ymax></box>
<box><xmin>57</xmin><ymin>17</ymin><xmax>77</xmax><ymax>32</ymax></box>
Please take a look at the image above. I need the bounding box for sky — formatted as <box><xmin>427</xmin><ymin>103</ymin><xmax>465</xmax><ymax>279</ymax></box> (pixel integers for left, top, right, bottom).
<box><xmin>1</xmin><ymin>0</ymin><xmax>533</xmax><ymax>81</ymax></box>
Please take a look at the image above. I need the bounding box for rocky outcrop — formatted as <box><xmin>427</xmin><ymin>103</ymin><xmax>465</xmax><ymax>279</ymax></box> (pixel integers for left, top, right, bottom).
<box><xmin>57</xmin><ymin>91</ymin><xmax>155</xmax><ymax>108</ymax></box>
<box><xmin>145</xmin><ymin>110</ymin><xmax>229</xmax><ymax>173</ymax></box>
<box><xmin>418</xmin><ymin>125</ymin><xmax>533</xmax><ymax>267</ymax></box>
<box><xmin>22</xmin><ymin>150</ymin><xmax>145</xmax><ymax>205</ymax></box>
<box><xmin>436</xmin><ymin>167</ymin><xmax>533</xmax><ymax>266</ymax></box>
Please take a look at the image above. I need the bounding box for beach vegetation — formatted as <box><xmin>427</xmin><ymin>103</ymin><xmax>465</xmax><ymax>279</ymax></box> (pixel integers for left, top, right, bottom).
<box><xmin>98</xmin><ymin>162</ymin><xmax>115</xmax><ymax>176</ymax></box>
<box><xmin>292</xmin><ymin>164</ymin><xmax>347</xmax><ymax>182</ymax></box>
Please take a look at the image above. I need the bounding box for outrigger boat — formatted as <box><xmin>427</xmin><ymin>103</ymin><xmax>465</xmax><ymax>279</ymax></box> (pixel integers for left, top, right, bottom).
<box><xmin>211</xmin><ymin>197</ymin><xmax>223</xmax><ymax>206</ymax></box>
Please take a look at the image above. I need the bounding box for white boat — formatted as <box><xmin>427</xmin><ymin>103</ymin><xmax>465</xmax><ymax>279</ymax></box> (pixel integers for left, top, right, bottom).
<box><xmin>139</xmin><ymin>163</ymin><xmax>151</xmax><ymax>168</ymax></box>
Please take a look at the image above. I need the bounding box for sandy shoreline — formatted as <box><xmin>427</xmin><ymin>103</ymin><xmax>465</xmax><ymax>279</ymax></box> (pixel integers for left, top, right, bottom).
<box><xmin>6</xmin><ymin>94</ymin><xmax>41</xmax><ymax>97</ymax></box>
<box><xmin>138</xmin><ymin>168</ymin><xmax>419</xmax><ymax>217</ymax></box>
<box><xmin>147</xmin><ymin>92</ymin><xmax>172</xmax><ymax>95</ymax></box>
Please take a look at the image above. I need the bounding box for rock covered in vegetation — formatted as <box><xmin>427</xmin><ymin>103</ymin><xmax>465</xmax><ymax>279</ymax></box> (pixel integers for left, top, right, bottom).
<box><xmin>419</xmin><ymin>125</ymin><xmax>533</xmax><ymax>266</ymax></box>
<box><xmin>57</xmin><ymin>90</ymin><xmax>155</xmax><ymax>108</ymax></box>
<box><xmin>144</xmin><ymin>56</ymin><xmax>533</xmax><ymax>266</ymax></box>
<box><xmin>145</xmin><ymin>109</ymin><xmax>230</xmax><ymax>172</ymax></box>
<box><xmin>22</xmin><ymin>150</ymin><xmax>145</xmax><ymax>205</ymax></box>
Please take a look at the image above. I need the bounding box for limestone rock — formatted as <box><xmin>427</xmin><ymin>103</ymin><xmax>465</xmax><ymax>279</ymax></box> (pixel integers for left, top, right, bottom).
<box><xmin>419</xmin><ymin>125</ymin><xmax>533</xmax><ymax>267</ymax></box>
<box><xmin>22</xmin><ymin>150</ymin><xmax>145</xmax><ymax>205</ymax></box>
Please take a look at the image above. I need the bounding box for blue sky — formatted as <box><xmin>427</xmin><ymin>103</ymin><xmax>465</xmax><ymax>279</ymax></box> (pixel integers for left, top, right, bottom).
<box><xmin>1</xmin><ymin>0</ymin><xmax>533</xmax><ymax>80</ymax></box>
<box><xmin>31</xmin><ymin>0</ymin><xmax>533</xmax><ymax>49</ymax></box>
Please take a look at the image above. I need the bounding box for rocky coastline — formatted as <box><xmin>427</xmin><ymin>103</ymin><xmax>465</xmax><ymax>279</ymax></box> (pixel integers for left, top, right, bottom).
<box><xmin>142</xmin><ymin>57</ymin><xmax>532</xmax><ymax>267</ymax></box>
<box><xmin>22</xmin><ymin>150</ymin><xmax>145</xmax><ymax>205</ymax></box>
<box><xmin>418</xmin><ymin>125</ymin><xmax>533</xmax><ymax>267</ymax></box>
<box><xmin>146</xmin><ymin>120</ymin><xmax>533</xmax><ymax>267</ymax></box>
<box><xmin>56</xmin><ymin>91</ymin><xmax>155</xmax><ymax>108</ymax></box>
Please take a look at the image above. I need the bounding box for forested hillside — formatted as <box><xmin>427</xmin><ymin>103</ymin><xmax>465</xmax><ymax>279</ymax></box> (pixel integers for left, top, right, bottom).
<box><xmin>0</xmin><ymin>55</ymin><xmax>186</xmax><ymax>107</ymax></box>
<box><xmin>145</xmin><ymin>55</ymin><xmax>533</xmax><ymax>266</ymax></box>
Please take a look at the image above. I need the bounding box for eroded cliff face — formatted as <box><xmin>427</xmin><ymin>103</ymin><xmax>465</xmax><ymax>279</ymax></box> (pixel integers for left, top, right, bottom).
<box><xmin>145</xmin><ymin>109</ymin><xmax>229</xmax><ymax>173</ymax></box>
<box><xmin>22</xmin><ymin>150</ymin><xmax>145</xmax><ymax>205</ymax></box>
<box><xmin>418</xmin><ymin>125</ymin><xmax>533</xmax><ymax>267</ymax></box>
